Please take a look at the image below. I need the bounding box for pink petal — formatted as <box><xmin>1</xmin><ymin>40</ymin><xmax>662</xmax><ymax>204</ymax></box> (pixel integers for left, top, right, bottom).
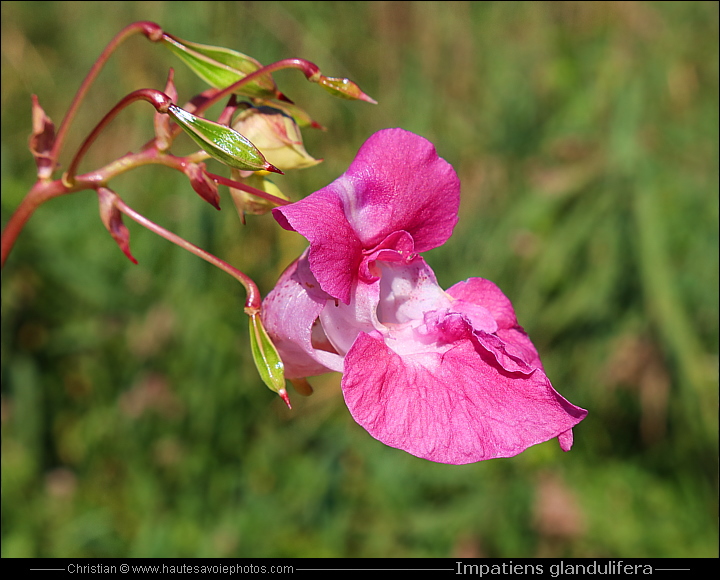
<box><xmin>338</xmin><ymin>128</ymin><xmax>460</xmax><ymax>252</ymax></box>
<box><xmin>272</xmin><ymin>189</ymin><xmax>363</xmax><ymax>304</ymax></box>
<box><xmin>342</xmin><ymin>331</ymin><xmax>587</xmax><ymax>465</ymax></box>
<box><xmin>272</xmin><ymin>128</ymin><xmax>460</xmax><ymax>304</ymax></box>
<box><xmin>448</xmin><ymin>277</ymin><xmax>543</xmax><ymax>370</ymax></box>
<box><xmin>261</xmin><ymin>256</ymin><xmax>343</xmax><ymax>378</ymax></box>
<box><xmin>447</xmin><ymin>278</ymin><xmax>517</xmax><ymax>329</ymax></box>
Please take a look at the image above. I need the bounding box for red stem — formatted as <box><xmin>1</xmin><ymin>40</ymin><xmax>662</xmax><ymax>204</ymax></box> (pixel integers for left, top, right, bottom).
<box><xmin>114</xmin><ymin>197</ymin><xmax>262</xmax><ymax>312</ymax></box>
<box><xmin>4</xmin><ymin>148</ymin><xmax>189</xmax><ymax>268</ymax></box>
<box><xmin>188</xmin><ymin>58</ymin><xmax>321</xmax><ymax>119</ymax></box>
<box><xmin>207</xmin><ymin>172</ymin><xmax>291</xmax><ymax>206</ymax></box>
<box><xmin>51</xmin><ymin>21</ymin><xmax>164</xmax><ymax>166</ymax></box>
<box><xmin>1</xmin><ymin>180</ymin><xmax>69</xmax><ymax>267</ymax></box>
<box><xmin>64</xmin><ymin>89</ymin><xmax>173</xmax><ymax>186</ymax></box>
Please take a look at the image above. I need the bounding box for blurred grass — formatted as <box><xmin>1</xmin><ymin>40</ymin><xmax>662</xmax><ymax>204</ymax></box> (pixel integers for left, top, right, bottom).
<box><xmin>1</xmin><ymin>0</ymin><xmax>717</xmax><ymax>558</ymax></box>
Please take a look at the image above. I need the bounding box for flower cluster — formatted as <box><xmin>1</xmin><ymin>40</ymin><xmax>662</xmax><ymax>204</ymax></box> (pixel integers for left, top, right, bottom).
<box><xmin>262</xmin><ymin>128</ymin><xmax>587</xmax><ymax>464</ymax></box>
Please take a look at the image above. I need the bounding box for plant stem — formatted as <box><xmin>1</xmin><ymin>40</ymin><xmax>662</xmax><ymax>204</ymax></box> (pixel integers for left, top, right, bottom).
<box><xmin>189</xmin><ymin>59</ymin><xmax>322</xmax><ymax>119</ymax></box>
<box><xmin>113</xmin><ymin>198</ymin><xmax>262</xmax><ymax>313</ymax></box>
<box><xmin>206</xmin><ymin>172</ymin><xmax>291</xmax><ymax>206</ymax></box>
<box><xmin>4</xmin><ymin>148</ymin><xmax>202</xmax><ymax>268</ymax></box>
<box><xmin>1</xmin><ymin>180</ymin><xmax>69</xmax><ymax>267</ymax></box>
<box><xmin>64</xmin><ymin>89</ymin><xmax>173</xmax><ymax>186</ymax></box>
<box><xmin>50</xmin><ymin>21</ymin><xmax>164</xmax><ymax>167</ymax></box>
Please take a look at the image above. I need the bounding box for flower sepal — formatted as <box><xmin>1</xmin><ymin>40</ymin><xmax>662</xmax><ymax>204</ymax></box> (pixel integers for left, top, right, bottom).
<box><xmin>185</xmin><ymin>162</ymin><xmax>221</xmax><ymax>210</ymax></box>
<box><xmin>29</xmin><ymin>95</ymin><xmax>57</xmax><ymax>180</ymax></box>
<box><xmin>96</xmin><ymin>187</ymin><xmax>137</xmax><ymax>264</ymax></box>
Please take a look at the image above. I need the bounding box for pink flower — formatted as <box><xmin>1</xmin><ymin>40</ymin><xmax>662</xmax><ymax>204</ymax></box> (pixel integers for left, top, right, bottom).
<box><xmin>262</xmin><ymin>128</ymin><xmax>587</xmax><ymax>464</ymax></box>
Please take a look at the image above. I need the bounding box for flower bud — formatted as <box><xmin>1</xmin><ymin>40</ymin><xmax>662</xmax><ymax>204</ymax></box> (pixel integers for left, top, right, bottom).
<box><xmin>262</xmin><ymin>101</ymin><xmax>325</xmax><ymax>130</ymax></box>
<box><xmin>185</xmin><ymin>162</ymin><xmax>220</xmax><ymax>209</ymax></box>
<box><xmin>28</xmin><ymin>95</ymin><xmax>56</xmax><ymax>179</ymax></box>
<box><xmin>161</xmin><ymin>35</ymin><xmax>284</xmax><ymax>101</ymax></box>
<box><xmin>232</xmin><ymin>106</ymin><xmax>321</xmax><ymax>171</ymax></box>
<box><xmin>229</xmin><ymin>171</ymin><xmax>289</xmax><ymax>224</ymax></box>
<box><xmin>248</xmin><ymin>313</ymin><xmax>290</xmax><ymax>408</ymax></box>
<box><xmin>167</xmin><ymin>104</ymin><xmax>282</xmax><ymax>173</ymax></box>
<box><xmin>97</xmin><ymin>188</ymin><xmax>137</xmax><ymax>264</ymax></box>
<box><xmin>316</xmin><ymin>76</ymin><xmax>377</xmax><ymax>104</ymax></box>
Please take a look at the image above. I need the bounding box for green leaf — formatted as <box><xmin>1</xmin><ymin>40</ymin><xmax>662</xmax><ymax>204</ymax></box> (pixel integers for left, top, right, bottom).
<box><xmin>161</xmin><ymin>35</ymin><xmax>280</xmax><ymax>99</ymax></box>
<box><xmin>248</xmin><ymin>313</ymin><xmax>290</xmax><ymax>408</ymax></box>
<box><xmin>167</xmin><ymin>105</ymin><xmax>280</xmax><ymax>173</ymax></box>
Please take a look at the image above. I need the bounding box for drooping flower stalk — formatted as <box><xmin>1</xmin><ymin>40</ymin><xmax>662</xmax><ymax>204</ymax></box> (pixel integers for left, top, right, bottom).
<box><xmin>50</xmin><ymin>21</ymin><xmax>164</xmax><ymax>166</ymax></box>
<box><xmin>207</xmin><ymin>172</ymin><xmax>291</xmax><ymax>207</ymax></box>
<box><xmin>2</xmin><ymin>20</ymin><xmax>377</xmax><ymax>408</ymax></box>
<box><xmin>113</xmin><ymin>196</ymin><xmax>262</xmax><ymax>313</ymax></box>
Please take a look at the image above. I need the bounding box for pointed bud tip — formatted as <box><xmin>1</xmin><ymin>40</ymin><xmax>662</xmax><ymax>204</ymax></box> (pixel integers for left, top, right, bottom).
<box><xmin>277</xmin><ymin>92</ymin><xmax>294</xmax><ymax>104</ymax></box>
<box><xmin>278</xmin><ymin>388</ymin><xmax>292</xmax><ymax>409</ymax></box>
<box><xmin>266</xmin><ymin>163</ymin><xmax>284</xmax><ymax>175</ymax></box>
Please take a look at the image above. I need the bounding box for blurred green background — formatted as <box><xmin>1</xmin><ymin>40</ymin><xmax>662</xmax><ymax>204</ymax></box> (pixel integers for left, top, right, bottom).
<box><xmin>1</xmin><ymin>1</ymin><xmax>717</xmax><ymax>558</ymax></box>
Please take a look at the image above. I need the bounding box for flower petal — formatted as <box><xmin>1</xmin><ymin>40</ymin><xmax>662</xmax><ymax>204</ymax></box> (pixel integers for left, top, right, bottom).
<box><xmin>448</xmin><ymin>277</ymin><xmax>543</xmax><ymax>370</ymax></box>
<box><xmin>273</xmin><ymin>188</ymin><xmax>362</xmax><ymax>304</ymax></box>
<box><xmin>261</xmin><ymin>256</ymin><xmax>343</xmax><ymax>377</ymax></box>
<box><xmin>272</xmin><ymin>128</ymin><xmax>460</xmax><ymax>303</ymax></box>
<box><xmin>338</xmin><ymin>128</ymin><xmax>460</xmax><ymax>251</ymax></box>
<box><xmin>342</xmin><ymin>331</ymin><xmax>587</xmax><ymax>464</ymax></box>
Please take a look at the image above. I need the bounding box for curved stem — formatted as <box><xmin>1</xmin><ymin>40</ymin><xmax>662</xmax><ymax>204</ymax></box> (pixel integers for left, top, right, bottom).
<box><xmin>113</xmin><ymin>197</ymin><xmax>262</xmax><ymax>312</ymax></box>
<box><xmin>207</xmin><ymin>172</ymin><xmax>291</xmax><ymax>206</ymax></box>
<box><xmin>190</xmin><ymin>59</ymin><xmax>321</xmax><ymax>119</ymax></box>
<box><xmin>1</xmin><ymin>180</ymin><xmax>70</xmax><ymax>267</ymax></box>
<box><xmin>3</xmin><ymin>148</ymin><xmax>180</xmax><ymax>268</ymax></box>
<box><xmin>51</xmin><ymin>21</ymin><xmax>164</xmax><ymax>166</ymax></box>
<box><xmin>64</xmin><ymin>89</ymin><xmax>173</xmax><ymax>186</ymax></box>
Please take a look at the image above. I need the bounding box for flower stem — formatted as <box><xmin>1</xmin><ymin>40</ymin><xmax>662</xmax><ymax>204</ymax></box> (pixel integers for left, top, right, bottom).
<box><xmin>51</xmin><ymin>21</ymin><xmax>164</xmax><ymax>166</ymax></box>
<box><xmin>4</xmin><ymin>148</ymin><xmax>195</xmax><ymax>268</ymax></box>
<box><xmin>206</xmin><ymin>172</ymin><xmax>291</xmax><ymax>207</ymax></box>
<box><xmin>1</xmin><ymin>180</ymin><xmax>69</xmax><ymax>267</ymax></box>
<box><xmin>63</xmin><ymin>89</ymin><xmax>173</xmax><ymax>186</ymax></box>
<box><xmin>189</xmin><ymin>59</ymin><xmax>322</xmax><ymax>119</ymax></box>
<box><xmin>113</xmin><ymin>197</ymin><xmax>262</xmax><ymax>313</ymax></box>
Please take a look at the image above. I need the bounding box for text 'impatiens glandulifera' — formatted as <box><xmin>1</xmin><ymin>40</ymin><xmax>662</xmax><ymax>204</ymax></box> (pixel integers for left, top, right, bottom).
<box><xmin>262</xmin><ymin>128</ymin><xmax>587</xmax><ymax>465</ymax></box>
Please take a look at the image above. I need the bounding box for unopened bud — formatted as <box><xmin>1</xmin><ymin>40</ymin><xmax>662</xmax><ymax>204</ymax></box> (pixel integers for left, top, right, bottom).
<box><xmin>232</xmin><ymin>106</ymin><xmax>321</xmax><ymax>171</ymax></box>
<box><xmin>248</xmin><ymin>313</ymin><xmax>289</xmax><ymax>408</ymax></box>
<box><xmin>316</xmin><ymin>76</ymin><xmax>377</xmax><ymax>104</ymax></box>
<box><xmin>167</xmin><ymin>104</ymin><xmax>282</xmax><ymax>173</ymax></box>
<box><xmin>229</xmin><ymin>171</ymin><xmax>289</xmax><ymax>224</ymax></box>
<box><xmin>261</xmin><ymin>101</ymin><xmax>326</xmax><ymax>130</ymax></box>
